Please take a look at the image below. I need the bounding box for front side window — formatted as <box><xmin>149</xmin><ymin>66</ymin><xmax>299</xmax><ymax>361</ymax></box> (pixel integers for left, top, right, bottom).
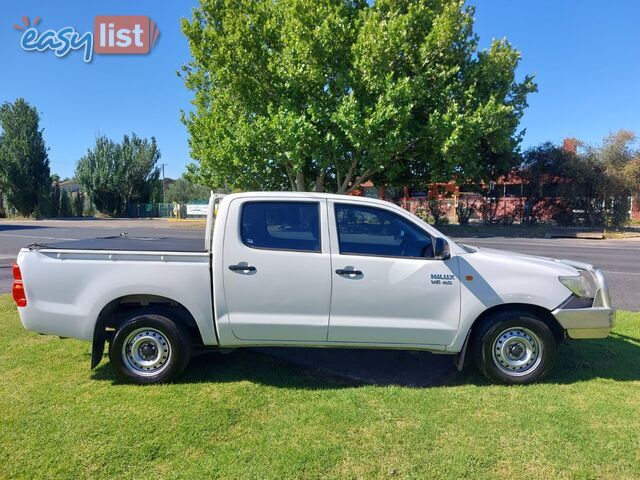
<box><xmin>335</xmin><ymin>204</ymin><xmax>433</xmax><ymax>258</ymax></box>
<box><xmin>241</xmin><ymin>202</ymin><xmax>321</xmax><ymax>252</ymax></box>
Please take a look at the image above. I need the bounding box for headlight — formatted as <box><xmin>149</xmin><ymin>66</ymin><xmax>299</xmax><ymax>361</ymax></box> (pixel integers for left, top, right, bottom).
<box><xmin>559</xmin><ymin>270</ymin><xmax>596</xmax><ymax>298</ymax></box>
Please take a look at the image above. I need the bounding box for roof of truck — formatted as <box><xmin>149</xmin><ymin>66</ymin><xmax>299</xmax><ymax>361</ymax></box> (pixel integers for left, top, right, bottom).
<box><xmin>222</xmin><ymin>191</ymin><xmax>399</xmax><ymax>206</ymax></box>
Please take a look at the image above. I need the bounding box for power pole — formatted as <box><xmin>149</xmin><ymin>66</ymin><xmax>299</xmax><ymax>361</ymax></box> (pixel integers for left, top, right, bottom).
<box><xmin>159</xmin><ymin>163</ymin><xmax>168</xmax><ymax>205</ymax></box>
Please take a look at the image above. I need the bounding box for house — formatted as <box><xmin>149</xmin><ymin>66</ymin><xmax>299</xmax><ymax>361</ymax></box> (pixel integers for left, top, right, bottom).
<box><xmin>59</xmin><ymin>179</ymin><xmax>81</xmax><ymax>195</ymax></box>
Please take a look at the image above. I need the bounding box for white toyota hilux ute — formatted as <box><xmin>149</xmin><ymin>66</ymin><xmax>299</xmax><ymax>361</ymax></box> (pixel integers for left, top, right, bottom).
<box><xmin>13</xmin><ymin>192</ymin><xmax>615</xmax><ymax>385</ymax></box>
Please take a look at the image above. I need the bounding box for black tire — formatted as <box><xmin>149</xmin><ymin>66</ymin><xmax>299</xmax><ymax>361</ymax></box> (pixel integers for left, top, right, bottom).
<box><xmin>108</xmin><ymin>309</ymin><xmax>192</xmax><ymax>384</ymax></box>
<box><xmin>472</xmin><ymin>310</ymin><xmax>557</xmax><ymax>385</ymax></box>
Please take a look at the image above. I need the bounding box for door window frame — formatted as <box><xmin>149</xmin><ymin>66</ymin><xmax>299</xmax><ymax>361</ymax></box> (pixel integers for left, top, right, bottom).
<box><xmin>239</xmin><ymin>200</ymin><xmax>323</xmax><ymax>254</ymax></box>
<box><xmin>331</xmin><ymin>202</ymin><xmax>444</xmax><ymax>261</ymax></box>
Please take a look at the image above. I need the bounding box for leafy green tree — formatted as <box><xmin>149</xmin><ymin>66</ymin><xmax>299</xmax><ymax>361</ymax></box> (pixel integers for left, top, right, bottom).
<box><xmin>73</xmin><ymin>191</ymin><xmax>85</xmax><ymax>217</ymax></box>
<box><xmin>49</xmin><ymin>174</ymin><xmax>61</xmax><ymax>217</ymax></box>
<box><xmin>76</xmin><ymin>134</ymin><xmax>160</xmax><ymax>216</ymax></box>
<box><xmin>119</xmin><ymin>134</ymin><xmax>161</xmax><ymax>206</ymax></box>
<box><xmin>587</xmin><ymin>130</ymin><xmax>636</xmax><ymax>227</ymax></box>
<box><xmin>59</xmin><ymin>189</ymin><xmax>72</xmax><ymax>217</ymax></box>
<box><xmin>520</xmin><ymin>142</ymin><xmax>574</xmax><ymax>223</ymax></box>
<box><xmin>0</xmin><ymin>99</ymin><xmax>51</xmax><ymax>216</ymax></box>
<box><xmin>182</xmin><ymin>0</ymin><xmax>536</xmax><ymax>193</ymax></box>
<box><xmin>522</xmin><ymin>143</ymin><xmax>570</xmax><ymax>199</ymax></box>
<box><xmin>75</xmin><ymin>137</ymin><xmax>121</xmax><ymax>215</ymax></box>
<box><xmin>624</xmin><ymin>157</ymin><xmax>640</xmax><ymax>207</ymax></box>
<box><xmin>560</xmin><ymin>132</ymin><xmax>637</xmax><ymax>228</ymax></box>
<box><xmin>523</xmin><ymin>131</ymin><xmax>636</xmax><ymax>227</ymax></box>
<box><xmin>166</xmin><ymin>176</ymin><xmax>211</xmax><ymax>203</ymax></box>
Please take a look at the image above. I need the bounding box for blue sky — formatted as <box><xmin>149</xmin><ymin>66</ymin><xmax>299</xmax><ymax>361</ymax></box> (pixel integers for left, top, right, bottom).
<box><xmin>1</xmin><ymin>0</ymin><xmax>640</xmax><ymax>179</ymax></box>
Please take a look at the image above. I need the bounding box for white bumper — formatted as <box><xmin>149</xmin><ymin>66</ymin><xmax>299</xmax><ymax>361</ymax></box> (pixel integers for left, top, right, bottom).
<box><xmin>552</xmin><ymin>262</ymin><xmax>615</xmax><ymax>339</ymax></box>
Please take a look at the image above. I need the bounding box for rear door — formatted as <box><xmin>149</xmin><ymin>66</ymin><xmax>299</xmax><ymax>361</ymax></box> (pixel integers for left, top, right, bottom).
<box><xmin>222</xmin><ymin>198</ymin><xmax>331</xmax><ymax>342</ymax></box>
<box><xmin>327</xmin><ymin>201</ymin><xmax>461</xmax><ymax>346</ymax></box>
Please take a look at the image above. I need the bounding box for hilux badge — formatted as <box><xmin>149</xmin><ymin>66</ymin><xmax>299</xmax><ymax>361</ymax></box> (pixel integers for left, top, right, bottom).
<box><xmin>431</xmin><ymin>273</ymin><xmax>454</xmax><ymax>285</ymax></box>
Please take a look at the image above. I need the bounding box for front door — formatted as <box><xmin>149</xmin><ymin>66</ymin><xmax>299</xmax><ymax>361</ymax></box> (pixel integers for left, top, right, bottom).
<box><xmin>327</xmin><ymin>202</ymin><xmax>461</xmax><ymax>346</ymax></box>
<box><xmin>222</xmin><ymin>198</ymin><xmax>331</xmax><ymax>342</ymax></box>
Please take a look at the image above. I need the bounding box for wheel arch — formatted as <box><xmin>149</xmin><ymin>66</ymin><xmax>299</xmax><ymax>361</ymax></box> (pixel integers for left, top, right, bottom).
<box><xmin>473</xmin><ymin>303</ymin><xmax>564</xmax><ymax>342</ymax></box>
<box><xmin>91</xmin><ymin>294</ymin><xmax>203</xmax><ymax>369</ymax></box>
<box><xmin>456</xmin><ymin>302</ymin><xmax>564</xmax><ymax>372</ymax></box>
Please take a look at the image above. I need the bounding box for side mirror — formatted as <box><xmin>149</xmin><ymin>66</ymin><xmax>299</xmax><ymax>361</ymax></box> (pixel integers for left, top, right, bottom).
<box><xmin>433</xmin><ymin>237</ymin><xmax>451</xmax><ymax>260</ymax></box>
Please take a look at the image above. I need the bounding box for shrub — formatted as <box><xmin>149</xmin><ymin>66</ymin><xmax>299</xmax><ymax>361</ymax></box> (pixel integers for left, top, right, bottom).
<box><xmin>427</xmin><ymin>197</ymin><xmax>449</xmax><ymax>226</ymax></box>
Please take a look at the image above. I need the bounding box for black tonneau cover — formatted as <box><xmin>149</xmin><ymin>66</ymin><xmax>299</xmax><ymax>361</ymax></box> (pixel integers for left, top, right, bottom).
<box><xmin>37</xmin><ymin>235</ymin><xmax>206</xmax><ymax>253</ymax></box>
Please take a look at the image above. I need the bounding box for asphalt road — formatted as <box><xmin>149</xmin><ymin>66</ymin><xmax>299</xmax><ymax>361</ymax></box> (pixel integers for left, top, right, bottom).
<box><xmin>0</xmin><ymin>219</ymin><xmax>205</xmax><ymax>293</ymax></box>
<box><xmin>453</xmin><ymin>236</ymin><xmax>640</xmax><ymax>311</ymax></box>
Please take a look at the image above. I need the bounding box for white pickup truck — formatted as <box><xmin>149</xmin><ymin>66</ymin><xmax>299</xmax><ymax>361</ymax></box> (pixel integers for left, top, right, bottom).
<box><xmin>14</xmin><ymin>192</ymin><xmax>614</xmax><ymax>385</ymax></box>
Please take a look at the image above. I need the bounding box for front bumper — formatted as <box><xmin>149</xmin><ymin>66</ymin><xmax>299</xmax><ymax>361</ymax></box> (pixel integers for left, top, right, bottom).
<box><xmin>551</xmin><ymin>263</ymin><xmax>615</xmax><ymax>339</ymax></box>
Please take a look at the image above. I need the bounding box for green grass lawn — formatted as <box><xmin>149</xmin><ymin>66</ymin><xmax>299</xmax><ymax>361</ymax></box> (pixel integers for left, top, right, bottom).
<box><xmin>1</xmin><ymin>295</ymin><xmax>639</xmax><ymax>479</ymax></box>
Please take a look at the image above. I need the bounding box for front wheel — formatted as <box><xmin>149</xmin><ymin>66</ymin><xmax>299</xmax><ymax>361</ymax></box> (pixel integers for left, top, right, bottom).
<box><xmin>108</xmin><ymin>309</ymin><xmax>192</xmax><ymax>384</ymax></box>
<box><xmin>472</xmin><ymin>310</ymin><xmax>557</xmax><ymax>385</ymax></box>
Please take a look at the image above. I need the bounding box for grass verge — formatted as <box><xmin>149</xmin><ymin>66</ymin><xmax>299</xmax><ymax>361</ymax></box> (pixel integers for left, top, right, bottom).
<box><xmin>1</xmin><ymin>295</ymin><xmax>639</xmax><ymax>479</ymax></box>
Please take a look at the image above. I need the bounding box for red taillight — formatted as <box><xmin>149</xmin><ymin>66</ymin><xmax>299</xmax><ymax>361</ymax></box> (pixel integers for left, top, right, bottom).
<box><xmin>12</xmin><ymin>263</ymin><xmax>22</xmax><ymax>281</ymax></box>
<box><xmin>13</xmin><ymin>282</ymin><xmax>27</xmax><ymax>307</ymax></box>
<box><xmin>12</xmin><ymin>263</ymin><xmax>27</xmax><ymax>307</ymax></box>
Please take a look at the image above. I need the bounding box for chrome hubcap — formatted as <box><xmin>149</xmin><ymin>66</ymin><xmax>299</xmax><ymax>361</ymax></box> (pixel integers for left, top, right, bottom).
<box><xmin>122</xmin><ymin>328</ymin><xmax>171</xmax><ymax>376</ymax></box>
<box><xmin>492</xmin><ymin>327</ymin><xmax>543</xmax><ymax>376</ymax></box>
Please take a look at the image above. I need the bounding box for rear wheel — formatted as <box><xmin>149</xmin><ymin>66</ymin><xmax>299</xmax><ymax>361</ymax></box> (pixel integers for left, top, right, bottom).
<box><xmin>109</xmin><ymin>309</ymin><xmax>192</xmax><ymax>384</ymax></box>
<box><xmin>472</xmin><ymin>310</ymin><xmax>557</xmax><ymax>385</ymax></box>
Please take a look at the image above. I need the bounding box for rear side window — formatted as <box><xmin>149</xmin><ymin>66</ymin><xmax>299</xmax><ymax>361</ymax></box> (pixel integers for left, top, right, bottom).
<box><xmin>241</xmin><ymin>202</ymin><xmax>321</xmax><ymax>252</ymax></box>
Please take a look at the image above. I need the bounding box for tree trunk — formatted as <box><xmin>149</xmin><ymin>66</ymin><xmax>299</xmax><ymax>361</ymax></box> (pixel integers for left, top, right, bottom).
<box><xmin>345</xmin><ymin>169</ymin><xmax>375</xmax><ymax>194</ymax></box>
<box><xmin>295</xmin><ymin>171</ymin><xmax>306</xmax><ymax>191</ymax></box>
<box><xmin>314</xmin><ymin>169</ymin><xmax>326</xmax><ymax>192</ymax></box>
<box><xmin>338</xmin><ymin>158</ymin><xmax>359</xmax><ymax>193</ymax></box>
<box><xmin>285</xmin><ymin>165</ymin><xmax>296</xmax><ymax>191</ymax></box>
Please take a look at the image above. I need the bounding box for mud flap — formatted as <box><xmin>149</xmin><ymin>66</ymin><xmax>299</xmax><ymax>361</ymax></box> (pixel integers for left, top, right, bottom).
<box><xmin>91</xmin><ymin>329</ymin><xmax>106</xmax><ymax>369</ymax></box>
<box><xmin>454</xmin><ymin>328</ymin><xmax>472</xmax><ymax>372</ymax></box>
